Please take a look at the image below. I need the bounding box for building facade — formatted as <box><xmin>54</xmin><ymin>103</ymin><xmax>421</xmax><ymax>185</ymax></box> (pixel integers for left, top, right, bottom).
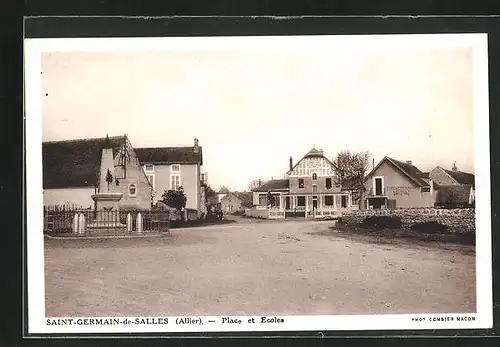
<box><xmin>364</xmin><ymin>157</ymin><xmax>435</xmax><ymax>209</ymax></box>
<box><xmin>251</xmin><ymin>147</ymin><xmax>355</xmax><ymax>219</ymax></box>
<box><xmin>135</xmin><ymin>138</ymin><xmax>205</xmax><ymax>214</ymax></box>
<box><xmin>426</xmin><ymin>164</ymin><xmax>475</xmax><ymax>206</ymax></box>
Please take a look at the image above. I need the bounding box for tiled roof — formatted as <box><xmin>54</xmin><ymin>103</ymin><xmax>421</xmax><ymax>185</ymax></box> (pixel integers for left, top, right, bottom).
<box><xmin>135</xmin><ymin>147</ymin><xmax>203</xmax><ymax>165</ymax></box>
<box><xmin>251</xmin><ymin>179</ymin><xmax>289</xmax><ymax>192</ymax></box>
<box><xmin>43</xmin><ymin>136</ymin><xmax>125</xmax><ymax>189</ymax></box>
<box><xmin>366</xmin><ymin>157</ymin><xmax>430</xmax><ymax>187</ymax></box>
<box><xmin>436</xmin><ymin>184</ymin><xmax>473</xmax><ymax>205</ymax></box>
<box><xmin>217</xmin><ymin>186</ymin><xmax>231</xmax><ymax>194</ymax></box>
<box><xmin>443</xmin><ymin>168</ymin><xmax>475</xmax><ymax>188</ymax></box>
<box><xmin>304</xmin><ymin>147</ymin><xmax>324</xmax><ymax>158</ymax></box>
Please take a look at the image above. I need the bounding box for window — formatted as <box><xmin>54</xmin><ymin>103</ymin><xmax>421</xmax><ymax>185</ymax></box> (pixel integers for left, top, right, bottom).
<box><xmin>312</xmin><ymin>185</ymin><xmax>318</xmax><ymax>193</ymax></box>
<box><xmin>128</xmin><ymin>184</ymin><xmax>137</xmax><ymax>197</ymax></box>
<box><xmin>274</xmin><ymin>195</ymin><xmax>281</xmax><ymax>207</ymax></box>
<box><xmin>171</xmin><ymin>174</ymin><xmax>181</xmax><ymax>190</ymax></box>
<box><xmin>298</xmin><ymin>178</ymin><xmax>305</xmax><ymax>189</ymax></box>
<box><xmin>171</xmin><ymin>164</ymin><xmax>180</xmax><ymax>172</ymax></box>
<box><xmin>324</xmin><ymin>195</ymin><xmax>334</xmax><ymax>206</ymax></box>
<box><xmin>285</xmin><ymin>196</ymin><xmax>291</xmax><ymax>209</ymax></box>
<box><xmin>144</xmin><ymin>164</ymin><xmax>154</xmax><ymax>172</ymax></box>
<box><xmin>259</xmin><ymin>194</ymin><xmax>267</xmax><ymax>206</ymax></box>
<box><xmin>326</xmin><ymin>177</ymin><xmax>332</xmax><ymax>189</ymax></box>
<box><xmin>374</xmin><ymin>177</ymin><xmax>384</xmax><ymax>196</ymax></box>
<box><xmin>146</xmin><ymin>174</ymin><xmax>155</xmax><ymax>190</ymax></box>
<box><xmin>341</xmin><ymin>195</ymin><xmax>348</xmax><ymax>208</ymax></box>
<box><xmin>422</xmin><ymin>186</ymin><xmax>431</xmax><ymax>193</ymax></box>
<box><xmin>297</xmin><ymin>196</ymin><xmax>306</xmax><ymax>207</ymax></box>
<box><xmin>312</xmin><ymin>173</ymin><xmax>318</xmax><ymax>181</ymax></box>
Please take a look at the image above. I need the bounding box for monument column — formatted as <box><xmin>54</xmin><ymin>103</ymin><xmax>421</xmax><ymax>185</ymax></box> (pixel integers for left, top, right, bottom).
<box><xmin>88</xmin><ymin>136</ymin><xmax>126</xmax><ymax>231</ymax></box>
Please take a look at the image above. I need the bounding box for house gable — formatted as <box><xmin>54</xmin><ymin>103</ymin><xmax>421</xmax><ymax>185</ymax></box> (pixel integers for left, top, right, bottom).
<box><xmin>287</xmin><ymin>148</ymin><xmax>335</xmax><ymax>177</ymax></box>
<box><xmin>430</xmin><ymin>166</ymin><xmax>475</xmax><ymax>189</ymax></box>
<box><xmin>365</xmin><ymin>160</ymin><xmax>420</xmax><ymax>194</ymax></box>
<box><xmin>365</xmin><ymin>157</ymin><xmax>429</xmax><ymax>188</ymax></box>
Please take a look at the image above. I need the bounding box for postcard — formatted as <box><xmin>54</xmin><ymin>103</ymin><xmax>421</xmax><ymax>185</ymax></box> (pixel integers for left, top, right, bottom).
<box><xmin>24</xmin><ymin>32</ymin><xmax>492</xmax><ymax>335</ymax></box>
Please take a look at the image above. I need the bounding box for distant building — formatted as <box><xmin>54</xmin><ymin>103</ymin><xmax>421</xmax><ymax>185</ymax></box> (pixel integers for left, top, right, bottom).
<box><xmin>426</xmin><ymin>164</ymin><xmax>475</xmax><ymax>205</ymax></box>
<box><xmin>364</xmin><ymin>157</ymin><xmax>435</xmax><ymax>209</ymax></box>
<box><xmin>219</xmin><ymin>190</ymin><xmax>253</xmax><ymax>214</ymax></box>
<box><xmin>251</xmin><ymin>146</ymin><xmax>356</xmax><ymax>219</ymax></box>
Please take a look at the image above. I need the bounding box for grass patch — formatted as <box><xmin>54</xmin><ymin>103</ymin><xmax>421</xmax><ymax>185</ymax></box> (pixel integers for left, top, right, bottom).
<box><xmin>332</xmin><ymin>223</ymin><xmax>475</xmax><ymax>246</ymax></box>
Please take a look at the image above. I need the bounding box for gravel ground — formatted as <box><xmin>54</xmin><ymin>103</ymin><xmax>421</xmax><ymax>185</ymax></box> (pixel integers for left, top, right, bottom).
<box><xmin>45</xmin><ymin>218</ymin><xmax>476</xmax><ymax>317</ymax></box>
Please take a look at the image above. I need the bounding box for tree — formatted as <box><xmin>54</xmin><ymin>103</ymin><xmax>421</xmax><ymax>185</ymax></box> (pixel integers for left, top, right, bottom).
<box><xmin>332</xmin><ymin>150</ymin><xmax>371</xmax><ymax>211</ymax></box>
<box><xmin>204</xmin><ymin>185</ymin><xmax>217</xmax><ymax>203</ymax></box>
<box><xmin>161</xmin><ymin>187</ymin><xmax>187</xmax><ymax>219</ymax></box>
<box><xmin>248</xmin><ymin>179</ymin><xmax>268</xmax><ymax>191</ymax></box>
<box><xmin>266</xmin><ymin>191</ymin><xmax>276</xmax><ymax>207</ymax></box>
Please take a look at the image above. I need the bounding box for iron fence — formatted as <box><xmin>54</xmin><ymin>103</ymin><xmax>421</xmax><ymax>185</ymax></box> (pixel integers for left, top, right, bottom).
<box><xmin>44</xmin><ymin>208</ymin><xmax>171</xmax><ymax>236</ymax></box>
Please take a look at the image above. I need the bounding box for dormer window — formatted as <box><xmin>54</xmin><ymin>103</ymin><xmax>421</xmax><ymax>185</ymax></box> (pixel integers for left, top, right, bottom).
<box><xmin>312</xmin><ymin>173</ymin><xmax>318</xmax><ymax>181</ymax></box>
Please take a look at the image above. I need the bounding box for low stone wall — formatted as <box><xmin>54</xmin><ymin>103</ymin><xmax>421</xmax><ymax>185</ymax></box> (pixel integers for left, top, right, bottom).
<box><xmin>340</xmin><ymin>208</ymin><xmax>475</xmax><ymax>234</ymax></box>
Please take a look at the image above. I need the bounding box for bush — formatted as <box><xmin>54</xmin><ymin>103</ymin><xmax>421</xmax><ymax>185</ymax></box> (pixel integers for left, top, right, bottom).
<box><xmin>361</xmin><ymin>215</ymin><xmax>402</xmax><ymax>230</ymax></box>
<box><xmin>410</xmin><ymin>221</ymin><xmax>449</xmax><ymax>234</ymax></box>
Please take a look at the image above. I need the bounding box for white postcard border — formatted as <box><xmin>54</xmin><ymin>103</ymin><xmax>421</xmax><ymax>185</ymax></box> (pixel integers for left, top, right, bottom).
<box><xmin>25</xmin><ymin>33</ymin><xmax>492</xmax><ymax>334</ymax></box>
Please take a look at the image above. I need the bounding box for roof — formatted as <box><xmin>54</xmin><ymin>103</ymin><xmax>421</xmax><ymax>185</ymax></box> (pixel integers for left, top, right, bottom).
<box><xmin>435</xmin><ymin>185</ymin><xmax>473</xmax><ymax>205</ymax></box>
<box><xmin>304</xmin><ymin>147</ymin><xmax>324</xmax><ymax>158</ymax></box>
<box><xmin>135</xmin><ymin>147</ymin><xmax>203</xmax><ymax>165</ymax></box>
<box><xmin>442</xmin><ymin>168</ymin><xmax>475</xmax><ymax>188</ymax></box>
<box><xmin>43</xmin><ymin>136</ymin><xmax>125</xmax><ymax>189</ymax></box>
<box><xmin>251</xmin><ymin>179</ymin><xmax>289</xmax><ymax>192</ymax></box>
<box><xmin>287</xmin><ymin>147</ymin><xmax>335</xmax><ymax>174</ymax></box>
<box><xmin>217</xmin><ymin>186</ymin><xmax>231</xmax><ymax>194</ymax></box>
<box><xmin>365</xmin><ymin>156</ymin><xmax>430</xmax><ymax>187</ymax></box>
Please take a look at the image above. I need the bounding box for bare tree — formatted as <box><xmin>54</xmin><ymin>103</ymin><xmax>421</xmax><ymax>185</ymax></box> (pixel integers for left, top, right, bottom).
<box><xmin>248</xmin><ymin>179</ymin><xmax>267</xmax><ymax>191</ymax></box>
<box><xmin>332</xmin><ymin>150</ymin><xmax>371</xmax><ymax>210</ymax></box>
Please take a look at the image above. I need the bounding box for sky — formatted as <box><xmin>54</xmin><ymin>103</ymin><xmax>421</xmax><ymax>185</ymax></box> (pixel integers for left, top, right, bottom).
<box><xmin>41</xmin><ymin>36</ymin><xmax>476</xmax><ymax>192</ymax></box>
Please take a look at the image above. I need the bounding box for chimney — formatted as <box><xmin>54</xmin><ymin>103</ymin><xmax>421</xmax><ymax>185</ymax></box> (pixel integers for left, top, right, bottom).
<box><xmin>194</xmin><ymin>138</ymin><xmax>199</xmax><ymax>153</ymax></box>
<box><xmin>406</xmin><ymin>160</ymin><xmax>412</xmax><ymax>165</ymax></box>
<box><xmin>452</xmin><ymin>162</ymin><xmax>458</xmax><ymax>172</ymax></box>
<box><xmin>289</xmin><ymin>156</ymin><xmax>293</xmax><ymax>171</ymax></box>
<box><xmin>258</xmin><ymin>179</ymin><xmax>262</xmax><ymax>187</ymax></box>
<box><xmin>372</xmin><ymin>158</ymin><xmax>375</xmax><ymax>170</ymax></box>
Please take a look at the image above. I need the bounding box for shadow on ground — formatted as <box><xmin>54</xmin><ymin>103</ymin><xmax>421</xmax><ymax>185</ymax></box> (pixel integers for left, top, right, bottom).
<box><xmin>306</xmin><ymin>227</ymin><xmax>475</xmax><ymax>255</ymax></box>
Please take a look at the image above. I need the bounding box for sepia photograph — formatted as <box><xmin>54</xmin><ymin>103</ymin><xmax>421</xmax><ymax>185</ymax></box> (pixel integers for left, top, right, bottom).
<box><xmin>25</xmin><ymin>33</ymin><xmax>492</xmax><ymax>334</ymax></box>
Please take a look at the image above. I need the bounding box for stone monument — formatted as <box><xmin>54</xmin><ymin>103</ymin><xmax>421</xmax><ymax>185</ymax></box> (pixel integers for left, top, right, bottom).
<box><xmin>87</xmin><ymin>137</ymin><xmax>126</xmax><ymax>230</ymax></box>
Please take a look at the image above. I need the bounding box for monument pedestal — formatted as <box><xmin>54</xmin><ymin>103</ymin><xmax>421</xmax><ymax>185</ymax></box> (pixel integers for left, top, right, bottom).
<box><xmin>87</xmin><ymin>193</ymin><xmax>127</xmax><ymax>231</ymax></box>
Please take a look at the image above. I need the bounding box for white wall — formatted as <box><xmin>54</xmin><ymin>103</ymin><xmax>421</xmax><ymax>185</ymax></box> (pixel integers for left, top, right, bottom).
<box><xmin>43</xmin><ymin>187</ymin><xmax>95</xmax><ymax>208</ymax></box>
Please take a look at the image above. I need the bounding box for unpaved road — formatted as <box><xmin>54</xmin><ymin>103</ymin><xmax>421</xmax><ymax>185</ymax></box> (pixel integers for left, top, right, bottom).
<box><xmin>45</xmin><ymin>219</ymin><xmax>475</xmax><ymax>317</ymax></box>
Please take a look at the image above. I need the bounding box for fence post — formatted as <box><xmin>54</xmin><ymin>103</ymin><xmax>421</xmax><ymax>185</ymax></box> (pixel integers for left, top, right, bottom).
<box><xmin>137</xmin><ymin>212</ymin><xmax>143</xmax><ymax>233</ymax></box>
<box><xmin>72</xmin><ymin>213</ymin><xmax>79</xmax><ymax>234</ymax></box>
<box><xmin>127</xmin><ymin>213</ymin><xmax>132</xmax><ymax>232</ymax></box>
<box><xmin>78</xmin><ymin>213</ymin><xmax>86</xmax><ymax>234</ymax></box>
